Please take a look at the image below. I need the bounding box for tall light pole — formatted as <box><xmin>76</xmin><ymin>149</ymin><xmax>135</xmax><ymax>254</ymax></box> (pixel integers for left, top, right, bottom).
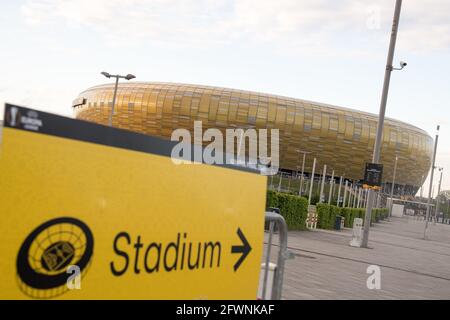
<box><xmin>348</xmin><ymin>183</ymin><xmax>353</xmax><ymax>207</ymax></box>
<box><xmin>278</xmin><ymin>172</ymin><xmax>283</xmax><ymax>192</ymax></box>
<box><xmin>424</xmin><ymin>125</ymin><xmax>440</xmax><ymax>239</ymax></box>
<box><xmin>435</xmin><ymin>167</ymin><xmax>444</xmax><ymax>222</ymax></box>
<box><xmin>357</xmin><ymin>188</ymin><xmax>362</xmax><ymax>208</ymax></box>
<box><xmin>388</xmin><ymin>155</ymin><xmax>398</xmax><ymax>219</ymax></box>
<box><xmin>342</xmin><ymin>180</ymin><xmax>348</xmax><ymax>208</ymax></box>
<box><xmin>362</xmin><ymin>0</ymin><xmax>404</xmax><ymax>248</ymax></box>
<box><xmin>337</xmin><ymin>176</ymin><xmax>344</xmax><ymax>207</ymax></box>
<box><xmin>296</xmin><ymin>150</ymin><xmax>310</xmax><ymax>196</ymax></box>
<box><xmin>319</xmin><ymin>165</ymin><xmax>327</xmax><ymax>203</ymax></box>
<box><xmin>287</xmin><ymin>173</ymin><xmax>292</xmax><ymax>192</ymax></box>
<box><xmin>101</xmin><ymin>72</ymin><xmax>136</xmax><ymax>126</ymax></box>
<box><xmin>308</xmin><ymin>158</ymin><xmax>317</xmax><ymax>205</ymax></box>
<box><xmin>328</xmin><ymin>170</ymin><xmax>335</xmax><ymax>205</ymax></box>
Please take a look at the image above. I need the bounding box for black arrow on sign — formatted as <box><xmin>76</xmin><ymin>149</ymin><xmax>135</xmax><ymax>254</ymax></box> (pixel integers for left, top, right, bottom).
<box><xmin>231</xmin><ymin>228</ymin><xmax>252</xmax><ymax>271</ymax></box>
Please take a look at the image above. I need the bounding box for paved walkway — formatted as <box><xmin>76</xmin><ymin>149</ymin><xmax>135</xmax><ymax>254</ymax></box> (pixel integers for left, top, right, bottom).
<box><xmin>265</xmin><ymin>216</ymin><xmax>450</xmax><ymax>299</ymax></box>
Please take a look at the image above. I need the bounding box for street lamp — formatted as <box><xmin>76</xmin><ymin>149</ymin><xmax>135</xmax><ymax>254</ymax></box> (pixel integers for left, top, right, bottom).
<box><xmin>424</xmin><ymin>125</ymin><xmax>440</xmax><ymax>238</ymax></box>
<box><xmin>435</xmin><ymin>167</ymin><xmax>444</xmax><ymax>222</ymax></box>
<box><xmin>319</xmin><ymin>164</ymin><xmax>327</xmax><ymax>203</ymax></box>
<box><xmin>388</xmin><ymin>155</ymin><xmax>398</xmax><ymax>220</ymax></box>
<box><xmin>328</xmin><ymin>170</ymin><xmax>335</xmax><ymax>205</ymax></box>
<box><xmin>362</xmin><ymin>0</ymin><xmax>405</xmax><ymax>248</ymax></box>
<box><xmin>295</xmin><ymin>150</ymin><xmax>310</xmax><ymax>196</ymax></box>
<box><xmin>101</xmin><ymin>71</ymin><xmax>136</xmax><ymax>126</ymax></box>
<box><xmin>308</xmin><ymin>158</ymin><xmax>317</xmax><ymax>206</ymax></box>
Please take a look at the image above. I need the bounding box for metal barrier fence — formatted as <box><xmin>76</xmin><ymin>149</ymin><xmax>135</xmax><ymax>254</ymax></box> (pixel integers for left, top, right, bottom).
<box><xmin>259</xmin><ymin>211</ymin><xmax>293</xmax><ymax>300</ymax></box>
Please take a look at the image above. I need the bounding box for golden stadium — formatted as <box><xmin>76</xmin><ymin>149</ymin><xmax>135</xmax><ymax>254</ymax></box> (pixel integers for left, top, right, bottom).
<box><xmin>73</xmin><ymin>82</ymin><xmax>433</xmax><ymax>194</ymax></box>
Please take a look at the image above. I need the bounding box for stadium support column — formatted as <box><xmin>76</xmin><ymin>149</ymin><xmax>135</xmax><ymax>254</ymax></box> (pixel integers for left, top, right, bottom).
<box><xmin>362</xmin><ymin>0</ymin><xmax>403</xmax><ymax>248</ymax></box>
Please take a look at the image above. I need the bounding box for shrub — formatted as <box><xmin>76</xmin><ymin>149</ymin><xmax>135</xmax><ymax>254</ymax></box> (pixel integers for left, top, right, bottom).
<box><xmin>266</xmin><ymin>190</ymin><xmax>308</xmax><ymax>230</ymax></box>
<box><xmin>330</xmin><ymin>205</ymin><xmax>342</xmax><ymax>229</ymax></box>
<box><xmin>350</xmin><ymin>207</ymin><xmax>388</xmax><ymax>227</ymax></box>
<box><xmin>266</xmin><ymin>189</ymin><xmax>279</xmax><ymax>209</ymax></box>
<box><xmin>316</xmin><ymin>204</ymin><xmax>343</xmax><ymax>230</ymax></box>
<box><xmin>266</xmin><ymin>190</ymin><xmax>389</xmax><ymax>231</ymax></box>
<box><xmin>374</xmin><ymin>208</ymin><xmax>389</xmax><ymax>221</ymax></box>
<box><xmin>316</xmin><ymin>203</ymin><xmax>330</xmax><ymax>229</ymax></box>
<box><xmin>341</xmin><ymin>207</ymin><xmax>352</xmax><ymax>227</ymax></box>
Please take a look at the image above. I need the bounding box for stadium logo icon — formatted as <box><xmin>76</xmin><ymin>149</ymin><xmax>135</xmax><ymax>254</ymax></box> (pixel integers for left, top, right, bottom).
<box><xmin>16</xmin><ymin>217</ymin><xmax>94</xmax><ymax>298</ymax></box>
<box><xmin>7</xmin><ymin>106</ymin><xmax>19</xmax><ymax>127</ymax></box>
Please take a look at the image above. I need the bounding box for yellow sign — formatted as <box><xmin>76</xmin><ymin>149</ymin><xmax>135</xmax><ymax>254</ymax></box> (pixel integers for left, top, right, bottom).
<box><xmin>0</xmin><ymin>104</ymin><xmax>267</xmax><ymax>299</ymax></box>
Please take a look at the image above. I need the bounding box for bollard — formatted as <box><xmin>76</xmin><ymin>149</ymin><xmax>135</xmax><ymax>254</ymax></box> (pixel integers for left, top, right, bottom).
<box><xmin>349</xmin><ymin>218</ymin><xmax>363</xmax><ymax>247</ymax></box>
<box><xmin>257</xmin><ymin>263</ymin><xmax>277</xmax><ymax>300</ymax></box>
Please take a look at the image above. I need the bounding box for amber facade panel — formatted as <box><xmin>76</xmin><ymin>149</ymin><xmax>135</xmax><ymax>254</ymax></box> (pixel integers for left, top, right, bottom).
<box><xmin>73</xmin><ymin>82</ymin><xmax>433</xmax><ymax>190</ymax></box>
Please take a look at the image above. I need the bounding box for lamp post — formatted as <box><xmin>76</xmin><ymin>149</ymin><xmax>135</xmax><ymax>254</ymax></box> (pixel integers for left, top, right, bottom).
<box><xmin>342</xmin><ymin>180</ymin><xmax>348</xmax><ymax>208</ymax></box>
<box><xmin>353</xmin><ymin>186</ymin><xmax>358</xmax><ymax>208</ymax></box>
<box><xmin>424</xmin><ymin>125</ymin><xmax>440</xmax><ymax>239</ymax></box>
<box><xmin>278</xmin><ymin>172</ymin><xmax>283</xmax><ymax>192</ymax></box>
<box><xmin>435</xmin><ymin>167</ymin><xmax>444</xmax><ymax>222</ymax></box>
<box><xmin>348</xmin><ymin>183</ymin><xmax>353</xmax><ymax>207</ymax></box>
<box><xmin>308</xmin><ymin>158</ymin><xmax>317</xmax><ymax>205</ymax></box>
<box><xmin>328</xmin><ymin>170</ymin><xmax>335</xmax><ymax>205</ymax></box>
<box><xmin>362</xmin><ymin>0</ymin><xmax>404</xmax><ymax>248</ymax></box>
<box><xmin>357</xmin><ymin>188</ymin><xmax>362</xmax><ymax>208</ymax></box>
<box><xmin>101</xmin><ymin>72</ymin><xmax>136</xmax><ymax>126</ymax></box>
<box><xmin>337</xmin><ymin>176</ymin><xmax>344</xmax><ymax>207</ymax></box>
<box><xmin>388</xmin><ymin>155</ymin><xmax>398</xmax><ymax>220</ymax></box>
<box><xmin>296</xmin><ymin>150</ymin><xmax>310</xmax><ymax>196</ymax></box>
<box><xmin>319</xmin><ymin>165</ymin><xmax>327</xmax><ymax>203</ymax></box>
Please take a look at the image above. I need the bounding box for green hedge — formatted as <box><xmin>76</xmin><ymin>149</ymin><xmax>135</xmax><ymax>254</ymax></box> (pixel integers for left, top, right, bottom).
<box><xmin>315</xmin><ymin>205</ymin><xmax>389</xmax><ymax>230</ymax></box>
<box><xmin>316</xmin><ymin>204</ymin><xmax>329</xmax><ymax>229</ymax></box>
<box><xmin>341</xmin><ymin>207</ymin><xmax>352</xmax><ymax>227</ymax></box>
<box><xmin>266</xmin><ymin>190</ymin><xmax>308</xmax><ymax>230</ymax></box>
<box><xmin>266</xmin><ymin>190</ymin><xmax>389</xmax><ymax>231</ymax></box>
<box><xmin>347</xmin><ymin>207</ymin><xmax>363</xmax><ymax>228</ymax></box>
<box><xmin>330</xmin><ymin>206</ymin><xmax>341</xmax><ymax>229</ymax></box>
<box><xmin>373</xmin><ymin>208</ymin><xmax>389</xmax><ymax>222</ymax></box>
<box><xmin>316</xmin><ymin>204</ymin><xmax>343</xmax><ymax>229</ymax></box>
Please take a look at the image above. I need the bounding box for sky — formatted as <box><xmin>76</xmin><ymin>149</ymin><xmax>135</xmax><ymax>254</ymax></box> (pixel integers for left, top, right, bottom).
<box><xmin>0</xmin><ymin>0</ymin><xmax>449</xmax><ymax>194</ymax></box>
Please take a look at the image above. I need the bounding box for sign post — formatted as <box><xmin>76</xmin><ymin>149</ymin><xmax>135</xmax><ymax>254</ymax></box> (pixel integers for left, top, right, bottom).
<box><xmin>363</xmin><ymin>163</ymin><xmax>384</xmax><ymax>190</ymax></box>
<box><xmin>0</xmin><ymin>104</ymin><xmax>267</xmax><ymax>299</ymax></box>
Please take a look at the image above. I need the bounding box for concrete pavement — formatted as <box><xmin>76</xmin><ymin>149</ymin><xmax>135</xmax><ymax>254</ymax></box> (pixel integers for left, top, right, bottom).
<box><xmin>264</xmin><ymin>216</ymin><xmax>450</xmax><ymax>299</ymax></box>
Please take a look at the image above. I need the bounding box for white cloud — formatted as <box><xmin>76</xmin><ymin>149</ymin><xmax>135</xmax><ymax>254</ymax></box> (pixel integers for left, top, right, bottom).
<box><xmin>19</xmin><ymin>0</ymin><xmax>450</xmax><ymax>53</ymax></box>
